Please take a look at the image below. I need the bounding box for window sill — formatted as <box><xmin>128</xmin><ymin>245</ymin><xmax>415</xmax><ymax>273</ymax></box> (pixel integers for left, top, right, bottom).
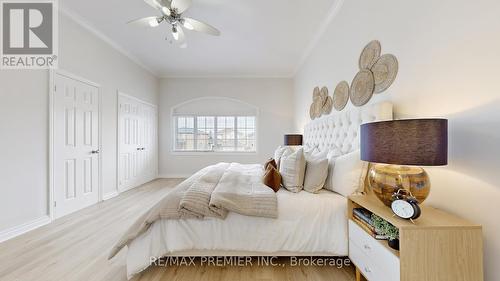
<box><xmin>170</xmin><ymin>151</ymin><xmax>258</xmax><ymax>156</ymax></box>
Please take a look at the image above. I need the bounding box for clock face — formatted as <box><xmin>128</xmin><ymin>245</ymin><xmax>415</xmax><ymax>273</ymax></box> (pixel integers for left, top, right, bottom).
<box><xmin>391</xmin><ymin>200</ymin><xmax>415</xmax><ymax>219</ymax></box>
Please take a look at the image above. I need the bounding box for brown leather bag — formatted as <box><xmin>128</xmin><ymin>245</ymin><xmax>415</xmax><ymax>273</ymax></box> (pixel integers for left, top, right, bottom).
<box><xmin>264</xmin><ymin>158</ymin><xmax>277</xmax><ymax>170</ymax></box>
<box><xmin>263</xmin><ymin>165</ymin><xmax>281</xmax><ymax>192</ymax></box>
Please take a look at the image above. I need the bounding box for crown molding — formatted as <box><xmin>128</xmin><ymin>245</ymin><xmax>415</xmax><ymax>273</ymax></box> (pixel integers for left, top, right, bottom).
<box><xmin>161</xmin><ymin>73</ymin><xmax>294</xmax><ymax>79</ymax></box>
<box><xmin>293</xmin><ymin>0</ymin><xmax>345</xmax><ymax>76</ymax></box>
<box><xmin>59</xmin><ymin>6</ymin><xmax>160</xmax><ymax>78</ymax></box>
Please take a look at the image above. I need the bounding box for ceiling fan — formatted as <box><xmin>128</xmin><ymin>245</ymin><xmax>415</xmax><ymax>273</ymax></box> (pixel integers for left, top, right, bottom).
<box><xmin>127</xmin><ymin>0</ymin><xmax>221</xmax><ymax>48</ymax></box>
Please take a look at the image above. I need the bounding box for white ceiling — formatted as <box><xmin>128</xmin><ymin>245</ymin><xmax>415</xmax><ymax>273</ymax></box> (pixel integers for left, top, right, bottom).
<box><xmin>61</xmin><ymin>0</ymin><xmax>337</xmax><ymax>77</ymax></box>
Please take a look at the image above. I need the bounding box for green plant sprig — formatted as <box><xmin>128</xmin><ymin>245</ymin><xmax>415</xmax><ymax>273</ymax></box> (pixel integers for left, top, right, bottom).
<box><xmin>371</xmin><ymin>214</ymin><xmax>399</xmax><ymax>241</ymax></box>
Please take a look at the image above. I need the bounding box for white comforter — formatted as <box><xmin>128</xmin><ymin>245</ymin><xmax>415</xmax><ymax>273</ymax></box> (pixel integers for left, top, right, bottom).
<box><xmin>126</xmin><ymin>189</ymin><xmax>348</xmax><ymax>278</ymax></box>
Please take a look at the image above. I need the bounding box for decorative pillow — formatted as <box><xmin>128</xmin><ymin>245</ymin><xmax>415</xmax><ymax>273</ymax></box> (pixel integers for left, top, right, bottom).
<box><xmin>279</xmin><ymin>148</ymin><xmax>306</xmax><ymax>193</ymax></box>
<box><xmin>325</xmin><ymin>150</ymin><xmax>368</xmax><ymax>197</ymax></box>
<box><xmin>304</xmin><ymin>149</ymin><xmax>327</xmax><ymax>161</ymax></box>
<box><xmin>324</xmin><ymin>150</ymin><xmax>340</xmax><ymax>191</ymax></box>
<box><xmin>264</xmin><ymin>158</ymin><xmax>277</xmax><ymax>170</ymax></box>
<box><xmin>273</xmin><ymin>146</ymin><xmax>293</xmax><ymax>169</ymax></box>
<box><xmin>262</xmin><ymin>165</ymin><xmax>281</xmax><ymax>192</ymax></box>
<box><xmin>303</xmin><ymin>157</ymin><xmax>329</xmax><ymax>193</ymax></box>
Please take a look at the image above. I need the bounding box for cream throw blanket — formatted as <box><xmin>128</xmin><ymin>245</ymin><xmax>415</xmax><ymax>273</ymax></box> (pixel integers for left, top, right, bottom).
<box><xmin>108</xmin><ymin>162</ymin><xmax>278</xmax><ymax>259</ymax></box>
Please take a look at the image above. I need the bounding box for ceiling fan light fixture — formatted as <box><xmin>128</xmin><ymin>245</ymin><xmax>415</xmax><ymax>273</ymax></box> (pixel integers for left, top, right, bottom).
<box><xmin>161</xmin><ymin>6</ymin><xmax>171</xmax><ymax>16</ymax></box>
<box><xmin>172</xmin><ymin>26</ymin><xmax>179</xmax><ymax>40</ymax></box>
<box><xmin>131</xmin><ymin>0</ymin><xmax>220</xmax><ymax>48</ymax></box>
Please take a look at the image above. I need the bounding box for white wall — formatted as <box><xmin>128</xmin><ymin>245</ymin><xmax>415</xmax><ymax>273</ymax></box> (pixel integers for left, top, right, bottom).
<box><xmin>293</xmin><ymin>0</ymin><xmax>500</xmax><ymax>280</ymax></box>
<box><xmin>0</xmin><ymin>13</ymin><xmax>159</xmax><ymax>233</ymax></box>
<box><xmin>159</xmin><ymin>78</ymin><xmax>294</xmax><ymax>177</ymax></box>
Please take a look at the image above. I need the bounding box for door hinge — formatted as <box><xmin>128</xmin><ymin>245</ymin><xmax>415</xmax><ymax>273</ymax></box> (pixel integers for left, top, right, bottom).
<box><xmin>54</xmin><ymin>201</ymin><xmax>57</xmax><ymax>207</ymax></box>
<box><xmin>54</xmin><ymin>84</ymin><xmax>57</xmax><ymax>91</ymax></box>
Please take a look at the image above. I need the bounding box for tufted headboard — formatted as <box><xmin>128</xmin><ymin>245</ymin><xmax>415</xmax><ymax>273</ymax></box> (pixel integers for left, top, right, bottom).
<box><xmin>304</xmin><ymin>102</ymin><xmax>393</xmax><ymax>156</ymax></box>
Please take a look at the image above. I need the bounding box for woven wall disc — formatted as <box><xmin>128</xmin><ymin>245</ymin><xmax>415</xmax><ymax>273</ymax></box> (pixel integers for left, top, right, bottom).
<box><xmin>371</xmin><ymin>54</ymin><xmax>398</xmax><ymax>93</ymax></box>
<box><xmin>359</xmin><ymin>40</ymin><xmax>381</xmax><ymax>70</ymax></box>
<box><xmin>333</xmin><ymin>81</ymin><xmax>349</xmax><ymax>111</ymax></box>
<box><xmin>313</xmin><ymin>98</ymin><xmax>323</xmax><ymax>118</ymax></box>
<box><xmin>350</xmin><ymin>69</ymin><xmax>375</xmax><ymax>107</ymax></box>
<box><xmin>320</xmin><ymin>86</ymin><xmax>328</xmax><ymax>99</ymax></box>
<box><xmin>313</xmin><ymin>87</ymin><xmax>321</xmax><ymax>101</ymax></box>
<box><xmin>322</xmin><ymin>96</ymin><xmax>333</xmax><ymax>115</ymax></box>
<box><xmin>309</xmin><ymin>103</ymin><xmax>316</xmax><ymax>120</ymax></box>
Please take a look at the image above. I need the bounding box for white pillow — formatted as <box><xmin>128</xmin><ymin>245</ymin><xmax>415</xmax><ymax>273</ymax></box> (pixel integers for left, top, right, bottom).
<box><xmin>303</xmin><ymin>157</ymin><xmax>329</xmax><ymax>193</ymax></box>
<box><xmin>304</xmin><ymin>148</ymin><xmax>327</xmax><ymax>161</ymax></box>
<box><xmin>274</xmin><ymin>146</ymin><xmax>293</xmax><ymax>169</ymax></box>
<box><xmin>325</xmin><ymin>150</ymin><xmax>368</xmax><ymax>197</ymax></box>
<box><xmin>324</xmin><ymin>150</ymin><xmax>341</xmax><ymax>191</ymax></box>
<box><xmin>279</xmin><ymin>148</ymin><xmax>306</xmax><ymax>193</ymax></box>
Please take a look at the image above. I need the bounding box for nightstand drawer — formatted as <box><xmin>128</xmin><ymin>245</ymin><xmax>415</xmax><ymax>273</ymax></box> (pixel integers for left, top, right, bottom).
<box><xmin>349</xmin><ymin>240</ymin><xmax>390</xmax><ymax>281</ymax></box>
<box><xmin>349</xmin><ymin>220</ymin><xmax>400</xmax><ymax>280</ymax></box>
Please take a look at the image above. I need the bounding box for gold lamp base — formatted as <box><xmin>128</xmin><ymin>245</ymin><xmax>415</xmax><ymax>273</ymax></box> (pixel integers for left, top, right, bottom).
<box><xmin>368</xmin><ymin>164</ymin><xmax>430</xmax><ymax>207</ymax></box>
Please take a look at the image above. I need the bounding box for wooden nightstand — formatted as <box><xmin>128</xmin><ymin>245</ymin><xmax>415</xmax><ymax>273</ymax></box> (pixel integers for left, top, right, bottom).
<box><xmin>347</xmin><ymin>194</ymin><xmax>483</xmax><ymax>281</ymax></box>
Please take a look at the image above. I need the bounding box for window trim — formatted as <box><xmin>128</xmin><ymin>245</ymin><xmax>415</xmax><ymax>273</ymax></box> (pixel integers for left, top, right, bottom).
<box><xmin>171</xmin><ymin>114</ymin><xmax>258</xmax><ymax>154</ymax></box>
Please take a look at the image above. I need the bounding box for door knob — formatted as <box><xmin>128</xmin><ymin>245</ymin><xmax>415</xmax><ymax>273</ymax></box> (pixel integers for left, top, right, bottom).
<box><xmin>137</xmin><ymin>148</ymin><xmax>141</xmax><ymax>151</ymax></box>
<box><xmin>91</xmin><ymin>149</ymin><xmax>100</xmax><ymax>154</ymax></box>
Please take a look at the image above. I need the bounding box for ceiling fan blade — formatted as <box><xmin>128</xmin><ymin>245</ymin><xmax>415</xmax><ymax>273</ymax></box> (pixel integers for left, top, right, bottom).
<box><xmin>182</xmin><ymin>17</ymin><xmax>220</xmax><ymax>36</ymax></box>
<box><xmin>143</xmin><ymin>0</ymin><xmax>162</xmax><ymax>9</ymax></box>
<box><xmin>171</xmin><ymin>0</ymin><xmax>192</xmax><ymax>13</ymax></box>
<box><xmin>144</xmin><ymin>0</ymin><xmax>171</xmax><ymax>16</ymax></box>
<box><xmin>127</xmin><ymin>16</ymin><xmax>161</xmax><ymax>27</ymax></box>
<box><xmin>158</xmin><ymin>0</ymin><xmax>171</xmax><ymax>6</ymax></box>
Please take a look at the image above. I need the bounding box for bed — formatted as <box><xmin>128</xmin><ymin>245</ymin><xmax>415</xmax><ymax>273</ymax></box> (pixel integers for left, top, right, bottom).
<box><xmin>113</xmin><ymin>101</ymin><xmax>393</xmax><ymax>279</ymax></box>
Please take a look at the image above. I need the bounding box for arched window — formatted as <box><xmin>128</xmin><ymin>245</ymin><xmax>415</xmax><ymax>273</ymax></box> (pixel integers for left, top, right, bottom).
<box><xmin>172</xmin><ymin>97</ymin><xmax>258</xmax><ymax>152</ymax></box>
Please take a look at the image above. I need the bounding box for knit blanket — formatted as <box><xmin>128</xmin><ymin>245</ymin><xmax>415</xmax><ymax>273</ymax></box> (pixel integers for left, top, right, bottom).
<box><xmin>108</xmin><ymin>162</ymin><xmax>278</xmax><ymax>259</ymax></box>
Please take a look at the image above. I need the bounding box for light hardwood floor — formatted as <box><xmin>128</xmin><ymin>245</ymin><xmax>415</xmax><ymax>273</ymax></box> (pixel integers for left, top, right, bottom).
<box><xmin>0</xmin><ymin>179</ymin><xmax>355</xmax><ymax>281</ymax></box>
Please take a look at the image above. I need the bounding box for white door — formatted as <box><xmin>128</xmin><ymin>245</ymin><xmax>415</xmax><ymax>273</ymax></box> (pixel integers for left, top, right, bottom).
<box><xmin>118</xmin><ymin>95</ymin><xmax>141</xmax><ymax>191</ymax></box>
<box><xmin>118</xmin><ymin>94</ymin><xmax>157</xmax><ymax>191</ymax></box>
<box><xmin>53</xmin><ymin>73</ymin><xmax>100</xmax><ymax>218</ymax></box>
<box><xmin>142</xmin><ymin>105</ymin><xmax>157</xmax><ymax>180</ymax></box>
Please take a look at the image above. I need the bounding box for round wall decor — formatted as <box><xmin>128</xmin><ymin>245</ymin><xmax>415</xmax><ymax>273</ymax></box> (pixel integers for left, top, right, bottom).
<box><xmin>313</xmin><ymin>87</ymin><xmax>321</xmax><ymax>100</ymax></box>
<box><xmin>359</xmin><ymin>40</ymin><xmax>381</xmax><ymax>70</ymax></box>
<box><xmin>371</xmin><ymin>54</ymin><xmax>398</xmax><ymax>93</ymax></box>
<box><xmin>309</xmin><ymin>103</ymin><xmax>316</xmax><ymax>119</ymax></box>
<box><xmin>350</xmin><ymin>69</ymin><xmax>375</xmax><ymax>107</ymax></box>
<box><xmin>313</xmin><ymin>98</ymin><xmax>323</xmax><ymax>118</ymax></box>
<box><xmin>322</xmin><ymin>96</ymin><xmax>333</xmax><ymax>114</ymax></box>
<box><xmin>333</xmin><ymin>81</ymin><xmax>349</xmax><ymax>111</ymax></box>
<box><xmin>320</xmin><ymin>86</ymin><xmax>328</xmax><ymax>99</ymax></box>
<box><xmin>320</xmin><ymin>86</ymin><xmax>332</xmax><ymax>115</ymax></box>
<box><xmin>310</xmin><ymin>86</ymin><xmax>324</xmax><ymax>120</ymax></box>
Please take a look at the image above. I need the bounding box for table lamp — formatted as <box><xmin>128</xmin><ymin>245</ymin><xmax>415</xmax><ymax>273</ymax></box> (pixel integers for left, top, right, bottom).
<box><xmin>360</xmin><ymin>119</ymin><xmax>448</xmax><ymax>206</ymax></box>
<box><xmin>284</xmin><ymin>134</ymin><xmax>303</xmax><ymax>146</ymax></box>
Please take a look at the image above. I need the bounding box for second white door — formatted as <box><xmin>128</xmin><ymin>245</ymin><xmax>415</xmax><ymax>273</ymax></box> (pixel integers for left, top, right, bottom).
<box><xmin>117</xmin><ymin>94</ymin><xmax>157</xmax><ymax>192</ymax></box>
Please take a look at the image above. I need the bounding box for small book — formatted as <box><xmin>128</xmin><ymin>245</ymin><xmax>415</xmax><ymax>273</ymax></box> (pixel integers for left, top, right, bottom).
<box><xmin>353</xmin><ymin>215</ymin><xmax>375</xmax><ymax>233</ymax></box>
<box><xmin>353</xmin><ymin>208</ymin><xmax>373</xmax><ymax>225</ymax></box>
<box><xmin>352</xmin><ymin>216</ymin><xmax>388</xmax><ymax>240</ymax></box>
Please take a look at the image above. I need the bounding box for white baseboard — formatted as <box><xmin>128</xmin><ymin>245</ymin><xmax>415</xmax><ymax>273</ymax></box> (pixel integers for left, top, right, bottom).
<box><xmin>0</xmin><ymin>215</ymin><xmax>51</xmax><ymax>243</ymax></box>
<box><xmin>158</xmin><ymin>174</ymin><xmax>190</xmax><ymax>179</ymax></box>
<box><xmin>102</xmin><ymin>191</ymin><xmax>119</xmax><ymax>201</ymax></box>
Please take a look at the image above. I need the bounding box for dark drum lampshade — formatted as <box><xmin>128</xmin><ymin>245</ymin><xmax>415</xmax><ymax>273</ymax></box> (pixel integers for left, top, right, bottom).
<box><xmin>284</xmin><ymin>134</ymin><xmax>303</xmax><ymax>146</ymax></box>
<box><xmin>360</xmin><ymin>119</ymin><xmax>448</xmax><ymax>166</ymax></box>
